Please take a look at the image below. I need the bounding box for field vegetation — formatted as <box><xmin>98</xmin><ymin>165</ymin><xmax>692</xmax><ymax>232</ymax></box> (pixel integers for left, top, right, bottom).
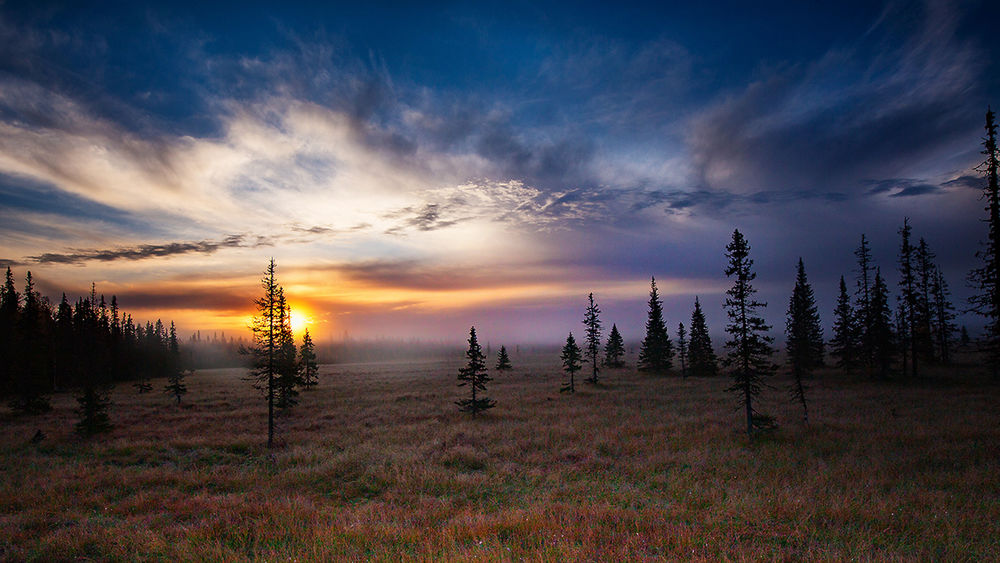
<box><xmin>2</xmin><ymin>352</ymin><xmax>999</xmax><ymax>561</ymax></box>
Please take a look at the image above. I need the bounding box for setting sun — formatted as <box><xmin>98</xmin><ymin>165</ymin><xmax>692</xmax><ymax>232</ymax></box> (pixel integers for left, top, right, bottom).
<box><xmin>290</xmin><ymin>311</ymin><xmax>310</xmax><ymax>335</ymax></box>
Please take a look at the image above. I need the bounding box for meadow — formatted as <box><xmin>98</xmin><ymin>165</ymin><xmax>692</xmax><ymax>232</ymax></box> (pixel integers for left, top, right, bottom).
<box><xmin>2</xmin><ymin>352</ymin><xmax>999</xmax><ymax>561</ymax></box>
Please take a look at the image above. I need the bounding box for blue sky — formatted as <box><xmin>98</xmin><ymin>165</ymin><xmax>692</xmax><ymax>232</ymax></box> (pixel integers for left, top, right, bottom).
<box><xmin>0</xmin><ymin>0</ymin><xmax>997</xmax><ymax>343</ymax></box>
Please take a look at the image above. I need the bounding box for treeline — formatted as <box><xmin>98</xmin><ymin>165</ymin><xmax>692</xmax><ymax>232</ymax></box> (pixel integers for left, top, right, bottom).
<box><xmin>0</xmin><ymin>267</ymin><xmax>183</xmax><ymax>422</ymax></box>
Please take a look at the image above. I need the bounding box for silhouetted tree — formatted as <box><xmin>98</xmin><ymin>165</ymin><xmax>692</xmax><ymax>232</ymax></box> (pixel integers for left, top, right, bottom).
<box><xmin>854</xmin><ymin>234</ymin><xmax>875</xmax><ymax>376</ymax></box>
<box><xmin>913</xmin><ymin>237</ymin><xmax>937</xmax><ymax>364</ymax></box>
<box><xmin>75</xmin><ymin>384</ymin><xmax>112</xmax><ymax>436</ymax></box>
<box><xmin>456</xmin><ymin>326</ymin><xmax>494</xmax><ymax>415</ymax></box>
<box><xmin>960</xmin><ymin>326</ymin><xmax>971</xmax><ymax>347</ymax></box>
<box><xmin>560</xmin><ymin>332</ymin><xmax>582</xmax><ymax>394</ymax></box>
<box><xmin>930</xmin><ymin>267</ymin><xmax>957</xmax><ymax>364</ymax></box>
<box><xmin>245</xmin><ymin>259</ymin><xmax>283</xmax><ymax>448</ymax></box>
<box><xmin>275</xmin><ymin>291</ymin><xmax>301</xmax><ymax>411</ymax></box>
<box><xmin>299</xmin><ymin>328</ymin><xmax>319</xmax><ymax>386</ymax></box>
<box><xmin>968</xmin><ymin>107</ymin><xmax>1000</xmax><ymax>377</ymax></box>
<box><xmin>677</xmin><ymin>322</ymin><xmax>688</xmax><ymax>378</ymax></box>
<box><xmin>0</xmin><ymin>267</ymin><xmax>18</xmax><ymax>401</ymax></box>
<box><xmin>688</xmin><ymin>297</ymin><xmax>718</xmax><ymax>377</ymax></box>
<box><xmin>603</xmin><ymin>323</ymin><xmax>625</xmax><ymax>368</ymax></box>
<box><xmin>898</xmin><ymin>218</ymin><xmax>918</xmax><ymax>378</ymax></box>
<box><xmin>164</xmin><ymin>370</ymin><xmax>188</xmax><ymax>404</ymax></box>
<box><xmin>582</xmin><ymin>293</ymin><xmax>602</xmax><ymax>384</ymax></box>
<box><xmin>785</xmin><ymin>258</ymin><xmax>824</xmax><ymax>424</ymax></box>
<box><xmin>831</xmin><ymin>276</ymin><xmax>858</xmax><ymax>373</ymax></box>
<box><xmin>638</xmin><ymin>277</ymin><xmax>673</xmax><ymax>373</ymax></box>
<box><xmin>495</xmin><ymin>345</ymin><xmax>512</xmax><ymax>371</ymax></box>
<box><xmin>13</xmin><ymin>272</ymin><xmax>51</xmax><ymax>413</ymax></box>
<box><xmin>723</xmin><ymin>230</ymin><xmax>776</xmax><ymax>436</ymax></box>
<box><xmin>871</xmin><ymin>269</ymin><xmax>896</xmax><ymax>379</ymax></box>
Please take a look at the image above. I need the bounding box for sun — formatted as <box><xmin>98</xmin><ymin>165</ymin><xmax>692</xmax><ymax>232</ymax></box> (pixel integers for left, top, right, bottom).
<box><xmin>290</xmin><ymin>311</ymin><xmax>310</xmax><ymax>334</ymax></box>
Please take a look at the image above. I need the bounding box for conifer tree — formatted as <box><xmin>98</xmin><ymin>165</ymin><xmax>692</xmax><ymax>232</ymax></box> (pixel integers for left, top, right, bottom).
<box><xmin>13</xmin><ymin>272</ymin><xmax>51</xmax><ymax>413</ymax></box>
<box><xmin>603</xmin><ymin>323</ymin><xmax>625</xmax><ymax>368</ymax></box>
<box><xmin>677</xmin><ymin>322</ymin><xmax>688</xmax><ymax>378</ymax></box>
<box><xmin>831</xmin><ymin>276</ymin><xmax>858</xmax><ymax>373</ymax></box>
<box><xmin>0</xmin><ymin>267</ymin><xmax>19</xmax><ymax>402</ymax></box>
<box><xmin>960</xmin><ymin>326</ymin><xmax>971</xmax><ymax>347</ymax></box>
<box><xmin>495</xmin><ymin>345</ymin><xmax>512</xmax><ymax>371</ymax></box>
<box><xmin>164</xmin><ymin>369</ymin><xmax>188</xmax><ymax>404</ymax></box>
<box><xmin>871</xmin><ymin>269</ymin><xmax>896</xmax><ymax>379</ymax></box>
<box><xmin>75</xmin><ymin>384</ymin><xmax>112</xmax><ymax>436</ymax></box>
<box><xmin>638</xmin><ymin>277</ymin><xmax>673</xmax><ymax>373</ymax></box>
<box><xmin>688</xmin><ymin>297</ymin><xmax>719</xmax><ymax>377</ymax></box>
<box><xmin>245</xmin><ymin>259</ymin><xmax>283</xmax><ymax>448</ymax></box>
<box><xmin>968</xmin><ymin>107</ymin><xmax>1000</xmax><ymax>377</ymax></box>
<box><xmin>299</xmin><ymin>328</ymin><xmax>319</xmax><ymax>386</ymax></box>
<box><xmin>582</xmin><ymin>293</ymin><xmax>602</xmax><ymax>384</ymax></box>
<box><xmin>456</xmin><ymin>326</ymin><xmax>494</xmax><ymax>415</ymax></box>
<box><xmin>785</xmin><ymin>258</ymin><xmax>824</xmax><ymax>424</ymax></box>
<box><xmin>931</xmin><ymin>268</ymin><xmax>957</xmax><ymax>364</ymax></box>
<box><xmin>275</xmin><ymin>291</ymin><xmax>300</xmax><ymax>411</ymax></box>
<box><xmin>854</xmin><ymin>234</ymin><xmax>875</xmax><ymax>376</ymax></box>
<box><xmin>723</xmin><ymin>230</ymin><xmax>776</xmax><ymax>436</ymax></box>
<box><xmin>560</xmin><ymin>332</ymin><xmax>582</xmax><ymax>394</ymax></box>
<box><xmin>898</xmin><ymin>218</ymin><xmax>918</xmax><ymax>377</ymax></box>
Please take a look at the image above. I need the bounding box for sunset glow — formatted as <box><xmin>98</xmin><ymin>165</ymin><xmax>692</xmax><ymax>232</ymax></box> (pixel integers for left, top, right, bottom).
<box><xmin>0</xmin><ymin>2</ymin><xmax>996</xmax><ymax>344</ymax></box>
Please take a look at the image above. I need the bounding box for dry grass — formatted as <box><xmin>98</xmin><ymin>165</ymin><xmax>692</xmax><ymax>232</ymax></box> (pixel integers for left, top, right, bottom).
<box><xmin>2</xmin><ymin>352</ymin><xmax>999</xmax><ymax>561</ymax></box>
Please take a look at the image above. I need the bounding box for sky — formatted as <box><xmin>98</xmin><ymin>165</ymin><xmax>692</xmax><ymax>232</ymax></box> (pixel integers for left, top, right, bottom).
<box><xmin>0</xmin><ymin>0</ymin><xmax>998</xmax><ymax>345</ymax></box>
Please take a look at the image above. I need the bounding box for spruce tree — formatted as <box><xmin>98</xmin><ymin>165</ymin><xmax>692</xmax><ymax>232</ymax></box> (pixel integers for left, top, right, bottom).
<box><xmin>0</xmin><ymin>267</ymin><xmax>18</xmax><ymax>400</ymax></box>
<box><xmin>245</xmin><ymin>259</ymin><xmax>283</xmax><ymax>448</ymax></box>
<box><xmin>582</xmin><ymin>293</ymin><xmax>602</xmax><ymax>384</ymax></box>
<box><xmin>456</xmin><ymin>326</ymin><xmax>494</xmax><ymax>415</ymax></box>
<box><xmin>831</xmin><ymin>276</ymin><xmax>858</xmax><ymax>373</ymax></box>
<box><xmin>495</xmin><ymin>345</ymin><xmax>512</xmax><ymax>371</ymax></box>
<box><xmin>75</xmin><ymin>384</ymin><xmax>112</xmax><ymax>436</ymax></box>
<box><xmin>723</xmin><ymin>230</ymin><xmax>777</xmax><ymax>436</ymax></box>
<box><xmin>275</xmin><ymin>291</ymin><xmax>301</xmax><ymax>411</ymax></box>
<box><xmin>688</xmin><ymin>297</ymin><xmax>719</xmax><ymax>377</ymax></box>
<box><xmin>560</xmin><ymin>332</ymin><xmax>582</xmax><ymax>394</ymax></box>
<box><xmin>931</xmin><ymin>268</ymin><xmax>957</xmax><ymax>364</ymax></box>
<box><xmin>603</xmin><ymin>323</ymin><xmax>625</xmax><ymax>368</ymax></box>
<box><xmin>638</xmin><ymin>277</ymin><xmax>673</xmax><ymax>373</ymax></box>
<box><xmin>960</xmin><ymin>326</ymin><xmax>971</xmax><ymax>347</ymax></box>
<box><xmin>871</xmin><ymin>269</ymin><xmax>896</xmax><ymax>379</ymax></box>
<box><xmin>854</xmin><ymin>234</ymin><xmax>875</xmax><ymax>376</ymax></box>
<box><xmin>13</xmin><ymin>272</ymin><xmax>51</xmax><ymax>413</ymax></box>
<box><xmin>164</xmin><ymin>369</ymin><xmax>188</xmax><ymax>404</ymax></box>
<box><xmin>914</xmin><ymin>238</ymin><xmax>936</xmax><ymax>363</ymax></box>
<box><xmin>299</xmin><ymin>328</ymin><xmax>319</xmax><ymax>386</ymax></box>
<box><xmin>898</xmin><ymin>218</ymin><xmax>918</xmax><ymax>378</ymax></box>
<box><xmin>968</xmin><ymin>107</ymin><xmax>1000</xmax><ymax>377</ymax></box>
<box><xmin>677</xmin><ymin>322</ymin><xmax>688</xmax><ymax>378</ymax></box>
<box><xmin>785</xmin><ymin>258</ymin><xmax>824</xmax><ymax>424</ymax></box>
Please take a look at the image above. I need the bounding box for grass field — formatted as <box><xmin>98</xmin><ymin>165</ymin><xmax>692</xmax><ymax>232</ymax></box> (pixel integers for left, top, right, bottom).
<box><xmin>2</xmin><ymin>352</ymin><xmax>999</xmax><ymax>561</ymax></box>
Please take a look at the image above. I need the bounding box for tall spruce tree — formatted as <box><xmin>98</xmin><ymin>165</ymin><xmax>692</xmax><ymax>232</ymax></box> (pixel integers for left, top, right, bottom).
<box><xmin>854</xmin><ymin>234</ymin><xmax>875</xmax><ymax>376</ymax></box>
<box><xmin>723</xmin><ymin>230</ymin><xmax>777</xmax><ymax>436</ymax></box>
<box><xmin>831</xmin><ymin>276</ymin><xmax>858</xmax><ymax>373</ymax></box>
<box><xmin>246</xmin><ymin>259</ymin><xmax>283</xmax><ymax>448</ymax></box>
<box><xmin>931</xmin><ymin>268</ymin><xmax>957</xmax><ymax>364</ymax></box>
<box><xmin>603</xmin><ymin>323</ymin><xmax>625</xmax><ymax>368</ymax></box>
<box><xmin>871</xmin><ymin>269</ymin><xmax>896</xmax><ymax>379</ymax></box>
<box><xmin>785</xmin><ymin>258</ymin><xmax>824</xmax><ymax>424</ymax></box>
<box><xmin>914</xmin><ymin>237</ymin><xmax>937</xmax><ymax>363</ymax></box>
<box><xmin>299</xmin><ymin>328</ymin><xmax>319</xmax><ymax>386</ymax></box>
<box><xmin>560</xmin><ymin>332</ymin><xmax>582</xmax><ymax>394</ymax></box>
<box><xmin>638</xmin><ymin>277</ymin><xmax>673</xmax><ymax>373</ymax></box>
<box><xmin>456</xmin><ymin>326</ymin><xmax>494</xmax><ymax>415</ymax></box>
<box><xmin>0</xmin><ymin>267</ymin><xmax>18</xmax><ymax>401</ymax></box>
<box><xmin>496</xmin><ymin>345</ymin><xmax>512</xmax><ymax>371</ymax></box>
<box><xmin>275</xmin><ymin>291</ymin><xmax>301</xmax><ymax>410</ymax></box>
<box><xmin>968</xmin><ymin>107</ymin><xmax>1000</xmax><ymax>377</ymax></box>
<box><xmin>898</xmin><ymin>218</ymin><xmax>918</xmax><ymax>378</ymax></box>
<box><xmin>688</xmin><ymin>296</ymin><xmax>719</xmax><ymax>377</ymax></box>
<box><xmin>14</xmin><ymin>272</ymin><xmax>51</xmax><ymax>413</ymax></box>
<box><xmin>677</xmin><ymin>322</ymin><xmax>688</xmax><ymax>378</ymax></box>
<box><xmin>582</xmin><ymin>293</ymin><xmax>602</xmax><ymax>384</ymax></box>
